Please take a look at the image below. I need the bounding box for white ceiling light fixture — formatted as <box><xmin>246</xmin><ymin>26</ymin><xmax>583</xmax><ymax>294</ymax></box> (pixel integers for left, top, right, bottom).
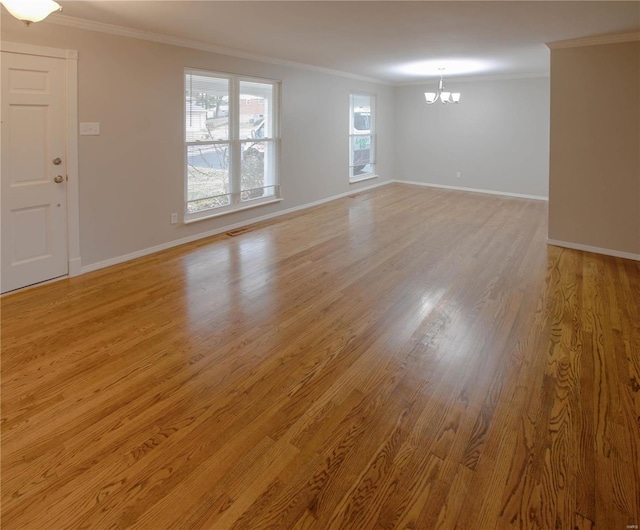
<box><xmin>0</xmin><ymin>0</ymin><xmax>61</xmax><ymax>25</ymax></box>
<box><xmin>424</xmin><ymin>69</ymin><xmax>461</xmax><ymax>105</ymax></box>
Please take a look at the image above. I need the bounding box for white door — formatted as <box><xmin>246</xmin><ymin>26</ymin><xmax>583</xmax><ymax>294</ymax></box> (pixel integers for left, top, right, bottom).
<box><xmin>1</xmin><ymin>52</ymin><xmax>68</xmax><ymax>293</ymax></box>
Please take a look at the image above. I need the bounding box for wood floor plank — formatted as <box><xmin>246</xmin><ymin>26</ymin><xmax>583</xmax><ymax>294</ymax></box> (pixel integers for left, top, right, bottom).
<box><xmin>2</xmin><ymin>183</ymin><xmax>639</xmax><ymax>529</ymax></box>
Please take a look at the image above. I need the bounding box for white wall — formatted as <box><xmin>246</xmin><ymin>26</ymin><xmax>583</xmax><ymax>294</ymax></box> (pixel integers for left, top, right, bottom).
<box><xmin>394</xmin><ymin>77</ymin><xmax>550</xmax><ymax>198</ymax></box>
<box><xmin>2</xmin><ymin>16</ymin><xmax>394</xmax><ymax>269</ymax></box>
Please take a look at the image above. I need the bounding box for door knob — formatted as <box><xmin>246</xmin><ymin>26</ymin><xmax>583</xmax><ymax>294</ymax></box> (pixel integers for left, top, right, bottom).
<box><xmin>53</xmin><ymin>158</ymin><xmax>62</xmax><ymax>165</ymax></box>
<box><xmin>54</xmin><ymin>175</ymin><xmax>65</xmax><ymax>183</ymax></box>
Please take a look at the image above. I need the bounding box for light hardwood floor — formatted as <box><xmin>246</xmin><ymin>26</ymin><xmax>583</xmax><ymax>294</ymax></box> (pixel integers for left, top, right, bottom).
<box><xmin>2</xmin><ymin>183</ymin><xmax>639</xmax><ymax>529</ymax></box>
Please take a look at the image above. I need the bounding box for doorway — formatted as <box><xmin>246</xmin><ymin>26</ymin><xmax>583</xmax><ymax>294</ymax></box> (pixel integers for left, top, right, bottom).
<box><xmin>1</xmin><ymin>42</ymin><xmax>79</xmax><ymax>294</ymax></box>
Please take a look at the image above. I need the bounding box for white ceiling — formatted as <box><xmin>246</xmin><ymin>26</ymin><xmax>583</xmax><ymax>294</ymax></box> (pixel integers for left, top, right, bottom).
<box><xmin>50</xmin><ymin>1</ymin><xmax>640</xmax><ymax>83</ymax></box>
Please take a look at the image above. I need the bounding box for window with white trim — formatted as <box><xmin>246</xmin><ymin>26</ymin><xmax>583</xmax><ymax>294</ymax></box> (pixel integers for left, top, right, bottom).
<box><xmin>349</xmin><ymin>93</ymin><xmax>376</xmax><ymax>182</ymax></box>
<box><xmin>185</xmin><ymin>69</ymin><xmax>280</xmax><ymax>221</ymax></box>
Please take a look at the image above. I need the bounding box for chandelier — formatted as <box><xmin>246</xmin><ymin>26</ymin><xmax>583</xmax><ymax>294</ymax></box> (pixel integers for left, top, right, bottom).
<box><xmin>424</xmin><ymin>69</ymin><xmax>461</xmax><ymax>105</ymax></box>
<box><xmin>0</xmin><ymin>0</ymin><xmax>61</xmax><ymax>25</ymax></box>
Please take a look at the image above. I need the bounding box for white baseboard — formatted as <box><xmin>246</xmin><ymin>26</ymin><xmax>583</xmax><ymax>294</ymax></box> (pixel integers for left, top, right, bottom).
<box><xmin>68</xmin><ymin>257</ymin><xmax>82</xmax><ymax>277</ymax></box>
<box><xmin>393</xmin><ymin>179</ymin><xmax>549</xmax><ymax>201</ymax></box>
<box><xmin>81</xmin><ymin>180</ymin><xmax>392</xmax><ymax>274</ymax></box>
<box><xmin>547</xmin><ymin>239</ymin><xmax>640</xmax><ymax>262</ymax></box>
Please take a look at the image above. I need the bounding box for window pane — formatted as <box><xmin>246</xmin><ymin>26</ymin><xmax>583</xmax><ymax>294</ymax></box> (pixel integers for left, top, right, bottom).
<box><xmin>350</xmin><ymin>94</ymin><xmax>372</xmax><ymax>134</ymax></box>
<box><xmin>241</xmin><ymin>141</ymin><xmax>276</xmax><ymax>201</ymax></box>
<box><xmin>239</xmin><ymin>81</ymin><xmax>273</xmax><ymax>140</ymax></box>
<box><xmin>186</xmin><ymin>73</ymin><xmax>229</xmax><ymax>142</ymax></box>
<box><xmin>241</xmin><ymin>186</ymin><xmax>277</xmax><ymax>202</ymax></box>
<box><xmin>187</xmin><ymin>144</ymin><xmax>230</xmax><ymax>212</ymax></box>
<box><xmin>350</xmin><ymin>135</ymin><xmax>373</xmax><ymax>167</ymax></box>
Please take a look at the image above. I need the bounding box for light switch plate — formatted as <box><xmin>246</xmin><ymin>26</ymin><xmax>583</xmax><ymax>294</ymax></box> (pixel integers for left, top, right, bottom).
<box><xmin>80</xmin><ymin>122</ymin><xmax>100</xmax><ymax>136</ymax></box>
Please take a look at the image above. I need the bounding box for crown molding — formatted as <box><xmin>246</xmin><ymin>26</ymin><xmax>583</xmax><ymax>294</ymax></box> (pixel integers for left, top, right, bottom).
<box><xmin>44</xmin><ymin>14</ymin><xmax>391</xmax><ymax>85</ymax></box>
<box><xmin>547</xmin><ymin>32</ymin><xmax>640</xmax><ymax>50</ymax></box>
<box><xmin>396</xmin><ymin>71</ymin><xmax>550</xmax><ymax>87</ymax></box>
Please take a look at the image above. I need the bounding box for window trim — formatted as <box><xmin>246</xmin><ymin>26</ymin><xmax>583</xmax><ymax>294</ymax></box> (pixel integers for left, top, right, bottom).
<box><xmin>184</xmin><ymin>68</ymin><xmax>281</xmax><ymax>222</ymax></box>
<box><xmin>183</xmin><ymin>197</ymin><xmax>284</xmax><ymax>224</ymax></box>
<box><xmin>349</xmin><ymin>91</ymin><xmax>377</xmax><ymax>183</ymax></box>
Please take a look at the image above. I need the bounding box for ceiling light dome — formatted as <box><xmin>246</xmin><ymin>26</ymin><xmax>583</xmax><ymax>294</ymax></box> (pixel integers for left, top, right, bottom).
<box><xmin>1</xmin><ymin>0</ymin><xmax>61</xmax><ymax>25</ymax></box>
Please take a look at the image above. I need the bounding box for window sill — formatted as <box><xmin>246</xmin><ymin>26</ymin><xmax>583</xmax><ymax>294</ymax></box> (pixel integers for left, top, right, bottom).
<box><xmin>183</xmin><ymin>197</ymin><xmax>283</xmax><ymax>224</ymax></box>
<box><xmin>349</xmin><ymin>174</ymin><xmax>379</xmax><ymax>184</ymax></box>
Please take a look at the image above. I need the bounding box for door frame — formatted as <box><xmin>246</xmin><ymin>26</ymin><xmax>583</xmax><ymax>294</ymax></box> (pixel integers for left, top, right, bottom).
<box><xmin>1</xmin><ymin>41</ymin><xmax>81</xmax><ymax>277</ymax></box>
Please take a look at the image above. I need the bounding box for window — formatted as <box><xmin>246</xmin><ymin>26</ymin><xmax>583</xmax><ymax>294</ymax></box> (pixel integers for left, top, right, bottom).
<box><xmin>349</xmin><ymin>93</ymin><xmax>376</xmax><ymax>182</ymax></box>
<box><xmin>185</xmin><ymin>69</ymin><xmax>280</xmax><ymax>221</ymax></box>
